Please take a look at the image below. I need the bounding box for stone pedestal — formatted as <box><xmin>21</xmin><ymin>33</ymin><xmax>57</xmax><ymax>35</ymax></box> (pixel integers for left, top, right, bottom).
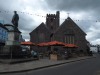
<box><xmin>50</xmin><ymin>54</ymin><xmax>62</xmax><ymax>61</ymax></box>
<box><xmin>2</xmin><ymin>45</ymin><xmax>22</xmax><ymax>58</ymax></box>
<box><xmin>0</xmin><ymin>24</ymin><xmax>22</xmax><ymax>58</ymax></box>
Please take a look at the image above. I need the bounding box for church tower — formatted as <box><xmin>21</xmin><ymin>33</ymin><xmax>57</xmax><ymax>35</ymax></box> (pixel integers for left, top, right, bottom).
<box><xmin>46</xmin><ymin>11</ymin><xmax>60</xmax><ymax>32</ymax></box>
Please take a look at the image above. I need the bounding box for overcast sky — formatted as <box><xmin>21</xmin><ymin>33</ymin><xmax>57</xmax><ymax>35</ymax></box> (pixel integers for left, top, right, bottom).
<box><xmin>0</xmin><ymin>0</ymin><xmax>100</xmax><ymax>45</ymax></box>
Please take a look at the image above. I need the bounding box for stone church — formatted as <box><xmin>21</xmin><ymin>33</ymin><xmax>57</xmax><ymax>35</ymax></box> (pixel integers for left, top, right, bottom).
<box><xmin>30</xmin><ymin>11</ymin><xmax>89</xmax><ymax>54</ymax></box>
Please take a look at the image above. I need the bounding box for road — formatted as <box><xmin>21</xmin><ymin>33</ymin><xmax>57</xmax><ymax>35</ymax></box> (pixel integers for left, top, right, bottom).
<box><xmin>2</xmin><ymin>54</ymin><xmax>100</xmax><ymax>75</ymax></box>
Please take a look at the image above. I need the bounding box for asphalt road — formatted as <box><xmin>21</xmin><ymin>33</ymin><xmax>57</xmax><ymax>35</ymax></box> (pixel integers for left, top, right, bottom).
<box><xmin>2</xmin><ymin>54</ymin><xmax>100</xmax><ymax>75</ymax></box>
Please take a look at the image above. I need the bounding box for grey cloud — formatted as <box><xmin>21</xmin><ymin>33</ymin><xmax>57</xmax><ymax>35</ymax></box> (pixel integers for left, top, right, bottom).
<box><xmin>45</xmin><ymin>0</ymin><xmax>100</xmax><ymax>12</ymax></box>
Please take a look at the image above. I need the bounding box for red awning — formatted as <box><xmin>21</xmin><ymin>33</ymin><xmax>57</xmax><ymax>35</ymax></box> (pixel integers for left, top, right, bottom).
<box><xmin>47</xmin><ymin>41</ymin><xmax>65</xmax><ymax>46</ymax></box>
<box><xmin>37</xmin><ymin>41</ymin><xmax>65</xmax><ymax>46</ymax></box>
<box><xmin>64</xmin><ymin>44</ymin><xmax>78</xmax><ymax>48</ymax></box>
<box><xmin>21</xmin><ymin>41</ymin><xmax>35</xmax><ymax>46</ymax></box>
<box><xmin>37</xmin><ymin>42</ymin><xmax>49</xmax><ymax>47</ymax></box>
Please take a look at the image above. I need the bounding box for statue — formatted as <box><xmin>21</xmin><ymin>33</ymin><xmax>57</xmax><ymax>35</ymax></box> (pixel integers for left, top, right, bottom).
<box><xmin>12</xmin><ymin>11</ymin><xmax>19</xmax><ymax>28</ymax></box>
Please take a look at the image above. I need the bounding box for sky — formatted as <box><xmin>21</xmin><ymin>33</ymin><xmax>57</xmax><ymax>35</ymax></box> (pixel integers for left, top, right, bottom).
<box><xmin>0</xmin><ymin>0</ymin><xmax>100</xmax><ymax>45</ymax></box>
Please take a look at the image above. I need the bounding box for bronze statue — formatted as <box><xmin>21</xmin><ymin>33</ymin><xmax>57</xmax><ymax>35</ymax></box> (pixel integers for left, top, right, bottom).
<box><xmin>12</xmin><ymin>11</ymin><xmax>19</xmax><ymax>28</ymax></box>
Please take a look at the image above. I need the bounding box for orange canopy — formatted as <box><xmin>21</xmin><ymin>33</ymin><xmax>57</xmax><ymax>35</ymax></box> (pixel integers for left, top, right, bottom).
<box><xmin>37</xmin><ymin>41</ymin><xmax>65</xmax><ymax>46</ymax></box>
<box><xmin>47</xmin><ymin>41</ymin><xmax>65</xmax><ymax>46</ymax></box>
<box><xmin>64</xmin><ymin>44</ymin><xmax>78</xmax><ymax>48</ymax></box>
<box><xmin>37</xmin><ymin>42</ymin><xmax>49</xmax><ymax>47</ymax></box>
<box><xmin>21</xmin><ymin>41</ymin><xmax>35</xmax><ymax>46</ymax></box>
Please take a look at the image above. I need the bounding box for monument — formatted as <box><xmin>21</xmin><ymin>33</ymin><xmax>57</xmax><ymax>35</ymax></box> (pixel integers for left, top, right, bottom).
<box><xmin>11</xmin><ymin>11</ymin><xmax>19</xmax><ymax>28</ymax></box>
<box><xmin>6</xmin><ymin>11</ymin><xmax>20</xmax><ymax>45</ymax></box>
<box><xmin>1</xmin><ymin>11</ymin><xmax>23</xmax><ymax>59</ymax></box>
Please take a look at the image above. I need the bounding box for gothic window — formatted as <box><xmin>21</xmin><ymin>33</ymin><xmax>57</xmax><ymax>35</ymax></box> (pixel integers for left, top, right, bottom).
<box><xmin>65</xmin><ymin>35</ymin><xmax>75</xmax><ymax>44</ymax></box>
<box><xmin>64</xmin><ymin>29</ymin><xmax>75</xmax><ymax>44</ymax></box>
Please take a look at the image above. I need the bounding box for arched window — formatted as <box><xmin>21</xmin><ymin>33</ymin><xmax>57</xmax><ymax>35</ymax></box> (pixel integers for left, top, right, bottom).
<box><xmin>64</xmin><ymin>34</ymin><xmax>75</xmax><ymax>44</ymax></box>
<box><xmin>64</xmin><ymin>29</ymin><xmax>75</xmax><ymax>44</ymax></box>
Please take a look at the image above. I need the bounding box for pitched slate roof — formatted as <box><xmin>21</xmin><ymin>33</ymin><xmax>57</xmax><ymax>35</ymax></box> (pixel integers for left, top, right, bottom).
<box><xmin>30</xmin><ymin>22</ymin><xmax>51</xmax><ymax>35</ymax></box>
<box><xmin>54</xmin><ymin>17</ymin><xmax>86</xmax><ymax>35</ymax></box>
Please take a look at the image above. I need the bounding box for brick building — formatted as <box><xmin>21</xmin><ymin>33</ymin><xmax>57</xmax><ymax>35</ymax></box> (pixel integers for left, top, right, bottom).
<box><xmin>30</xmin><ymin>11</ymin><xmax>89</xmax><ymax>54</ymax></box>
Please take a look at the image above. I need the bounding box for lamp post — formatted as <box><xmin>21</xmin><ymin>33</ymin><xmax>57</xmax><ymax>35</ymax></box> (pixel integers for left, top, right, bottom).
<box><xmin>10</xmin><ymin>47</ymin><xmax>12</xmax><ymax>59</ymax></box>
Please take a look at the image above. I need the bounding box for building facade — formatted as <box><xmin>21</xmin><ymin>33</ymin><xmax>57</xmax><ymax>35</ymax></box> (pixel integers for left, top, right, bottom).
<box><xmin>30</xmin><ymin>11</ymin><xmax>89</xmax><ymax>54</ymax></box>
<box><xmin>90</xmin><ymin>45</ymin><xmax>98</xmax><ymax>53</ymax></box>
<box><xmin>90</xmin><ymin>44</ymin><xmax>100</xmax><ymax>53</ymax></box>
<box><xmin>0</xmin><ymin>23</ymin><xmax>8</xmax><ymax>46</ymax></box>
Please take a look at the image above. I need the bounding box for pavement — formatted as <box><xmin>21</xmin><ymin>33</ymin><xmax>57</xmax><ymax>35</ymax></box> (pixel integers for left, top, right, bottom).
<box><xmin>0</xmin><ymin>55</ymin><xmax>96</xmax><ymax>74</ymax></box>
